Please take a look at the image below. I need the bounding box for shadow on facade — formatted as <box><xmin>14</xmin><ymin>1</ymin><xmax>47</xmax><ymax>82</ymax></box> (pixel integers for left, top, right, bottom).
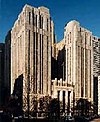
<box><xmin>4</xmin><ymin>74</ymin><xmax>23</xmax><ymax>116</ymax></box>
<box><xmin>51</xmin><ymin>57</ymin><xmax>57</xmax><ymax>79</ymax></box>
<box><xmin>12</xmin><ymin>74</ymin><xmax>23</xmax><ymax>114</ymax></box>
<box><xmin>57</xmin><ymin>46</ymin><xmax>66</xmax><ymax>80</ymax></box>
<box><xmin>4</xmin><ymin>30</ymin><xmax>11</xmax><ymax>105</ymax></box>
<box><xmin>93</xmin><ymin>76</ymin><xmax>98</xmax><ymax>114</ymax></box>
<box><xmin>51</xmin><ymin>46</ymin><xmax>66</xmax><ymax>81</ymax></box>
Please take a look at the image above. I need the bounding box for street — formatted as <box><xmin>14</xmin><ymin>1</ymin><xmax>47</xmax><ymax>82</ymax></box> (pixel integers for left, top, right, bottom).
<box><xmin>90</xmin><ymin>118</ymin><xmax>100</xmax><ymax>122</ymax></box>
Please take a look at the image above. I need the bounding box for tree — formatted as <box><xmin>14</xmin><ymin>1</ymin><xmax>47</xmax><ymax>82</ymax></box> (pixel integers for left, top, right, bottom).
<box><xmin>75</xmin><ymin>98</ymin><xmax>93</xmax><ymax>117</ymax></box>
<box><xmin>48</xmin><ymin>98</ymin><xmax>60</xmax><ymax>118</ymax></box>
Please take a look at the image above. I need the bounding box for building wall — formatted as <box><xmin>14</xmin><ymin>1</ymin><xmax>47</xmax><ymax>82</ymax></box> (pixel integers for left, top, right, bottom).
<box><xmin>56</xmin><ymin>39</ymin><xmax>66</xmax><ymax>80</ymax></box>
<box><xmin>93</xmin><ymin>37</ymin><xmax>100</xmax><ymax>77</ymax></box>
<box><xmin>64</xmin><ymin>20</ymin><xmax>93</xmax><ymax>102</ymax></box>
<box><xmin>11</xmin><ymin>4</ymin><xmax>54</xmax><ymax>112</ymax></box>
<box><xmin>4</xmin><ymin>30</ymin><xmax>11</xmax><ymax>99</ymax></box>
<box><xmin>0</xmin><ymin>43</ymin><xmax>5</xmax><ymax>106</ymax></box>
<box><xmin>98</xmin><ymin>76</ymin><xmax>100</xmax><ymax>114</ymax></box>
<box><xmin>92</xmin><ymin>37</ymin><xmax>100</xmax><ymax>114</ymax></box>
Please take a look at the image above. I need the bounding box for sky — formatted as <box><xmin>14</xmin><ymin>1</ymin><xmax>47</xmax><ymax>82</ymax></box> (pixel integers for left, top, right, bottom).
<box><xmin>0</xmin><ymin>0</ymin><xmax>100</xmax><ymax>43</ymax></box>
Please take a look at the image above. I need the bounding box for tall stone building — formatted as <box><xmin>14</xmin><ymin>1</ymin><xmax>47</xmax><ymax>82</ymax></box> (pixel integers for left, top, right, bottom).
<box><xmin>0</xmin><ymin>43</ymin><xmax>5</xmax><ymax>107</ymax></box>
<box><xmin>52</xmin><ymin>20</ymin><xmax>95</xmax><ymax>114</ymax></box>
<box><xmin>11</xmin><ymin>4</ymin><xmax>54</xmax><ymax>112</ymax></box>
<box><xmin>52</xmin><ymin>38</ymin><xmax>73</xmax><ymax>114</ymax></box>
<box><xmin>92</xmin><ymin>37</ymin><xmax>100</xmax><ymax>114</ymax></box>
<box><xmin>64</xmin><ymin>20</ymin><xmax>93</xmax><ymax>102</ymax></box>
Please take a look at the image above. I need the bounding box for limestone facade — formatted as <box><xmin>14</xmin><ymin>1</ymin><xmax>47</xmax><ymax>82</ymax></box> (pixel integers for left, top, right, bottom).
<box><xmin>7</xmin><ymin>4</ymin><xmax>100</xmax><ymax>114</ymax></box>
<box><xmin>11</xmin><ymin>4</ymin><xmax>54</xmax><ymax>112</ymax></box>
<box><xmin>51</xmin><ymin>21</ymin><xmax>94</xmax><ymax>114</ymax></box>
<box><xmin>93</xmin><ymin>37</ymin><xmax>100</xmax><ymax>77</ymax></box>
<box><xmin>92</xmin><ymin>37</ymin><xmax>100</xmax><ymax>114</ymax></box>
<box><xmin>64</xmin><ymin>20</ymin><xmax>93</xmax><ymax>102</ymax></box>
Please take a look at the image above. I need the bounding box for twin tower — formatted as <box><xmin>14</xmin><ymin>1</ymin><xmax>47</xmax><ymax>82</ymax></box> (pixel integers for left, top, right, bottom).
<box><xmin>9</xmin><ymin>4</ymin><xmax>99</xmax><ymax>113</ymax></box>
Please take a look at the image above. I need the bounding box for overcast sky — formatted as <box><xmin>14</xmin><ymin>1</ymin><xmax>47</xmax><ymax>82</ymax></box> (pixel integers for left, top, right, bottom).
<box><xmin>0</xmin><ymin>0</ymin><xmax>100</xmax><ymax>43</ymax></box>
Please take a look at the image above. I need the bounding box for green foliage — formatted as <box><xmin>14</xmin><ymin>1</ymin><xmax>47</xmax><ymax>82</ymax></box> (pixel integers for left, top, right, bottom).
<box><xmin>74</xmin><ymin>98</ymin><xmax>93</xmax><ymax>116</ymax></box>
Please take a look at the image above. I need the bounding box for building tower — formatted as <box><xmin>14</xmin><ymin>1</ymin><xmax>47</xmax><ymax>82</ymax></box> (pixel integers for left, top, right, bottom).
<box><xmin>0</xmin><ymin>43</ymin><xmax>5</xmax><ymax>107</ymax></box>
<box><xmin>92</xmin><ymin>37</ymin><xmax>100</xmax><ymax>114</ymax></box>
<box><xmin>64</xmin><ymin>20</ymin><xmax>93</xmax><ymax>102</ymax></box>
<box><xmin>11</xmin><ymin>4</ymin><xmax>54</xmax><ymax>112</ymax></box>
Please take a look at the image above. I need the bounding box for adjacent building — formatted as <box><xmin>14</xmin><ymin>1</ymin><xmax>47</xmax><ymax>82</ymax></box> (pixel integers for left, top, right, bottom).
<box><xmin>92</xmin><ymin>37</ymin><xmax>100</xmax><ymax>114</ymax></box>
<box><xmin>0</xmin><ymin>43</ymin><xmax>5</xmax><ymax>107</ymax></box>
<box><xmin>4</xmin><ymin>30</ymin><xmax>11</xmax><ymax>100</ymax></box>
<box><xmin>11</xmin><ymin>4</ymin><xmax>54</xmax><ymax>112</ymax></box>
<box><xmin>52</xmin><ymin>39</ymin><xmax>73</xmax><ymax>113</ymax></box>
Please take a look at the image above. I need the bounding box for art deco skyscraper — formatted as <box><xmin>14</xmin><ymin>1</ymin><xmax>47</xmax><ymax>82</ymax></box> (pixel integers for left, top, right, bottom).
<box><xmin>11</xmin><ymin>4</ymin><xmax>54</xmax><ymax>111</ymax></box>
<box><xmin>64</xmin><ymin>20</ymin><xmax>93</xmax><ymax>102</ymax></box>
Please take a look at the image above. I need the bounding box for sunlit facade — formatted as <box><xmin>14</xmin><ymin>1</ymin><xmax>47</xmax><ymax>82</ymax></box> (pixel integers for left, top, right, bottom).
<box><xmin>11</xmin><ymin>4</ymin><xmax>54</xmax><ymax>112</ymax></box>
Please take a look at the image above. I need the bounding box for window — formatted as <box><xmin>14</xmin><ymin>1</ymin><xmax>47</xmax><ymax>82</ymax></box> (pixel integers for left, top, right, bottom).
<box><xmin>39</xmin><ymin>15</ymin><xmax>42</xmax><ymax>28</ymax></box>
<box><xmin>70</xmin><ymin>32</ymin><xmax>71</xmax><ymax>43</ymax></box>
<box><xmin>68</xmin><ymin>34</ymin><xmax>69</xmax><ymax>44</ymax></box>
<box><xmin>47</xmin><ymin>18</ymin><xmax>48</xmax><ymax>31</ymax></box>
<box><xmin>33</xmin><ymin>32</ymin><xmax>35</xmax><ymax>93</ymax></box>
<box><xmin>36</xmin><ymin>15</ymin><xmax>37</xmax><ymax>27</ymax></box>
<box><xmin>90</xmin><ymin>36</ymin><xmax>91</xmax><ymax>46</ymax></box>
<box><xmin>42</xmin><ymin>17</ymin><xmax>43</xmax><ymax>29</ymax></box>
<box><xmin>32</xmin><ymin>10</ymin><xmax>34</xmax><ymax>25</ymax></box>
<box><xmin>29</xmin><ymin>12</ymin><xmax>31</xmax><ymax>24</ymax></box>
<box><xmin>70</xmin><ymin>47</ymin><xmax>71</xmax><ymax>82</ymax></box>
<box><xmin>40</xmin><ymin>34</ymin><xmax>41</xmax><ymax>93</ymax></box>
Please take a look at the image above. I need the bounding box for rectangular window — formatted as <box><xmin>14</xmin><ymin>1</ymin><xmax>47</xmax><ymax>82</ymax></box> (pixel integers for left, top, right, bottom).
<box><xmin>70</xmin><ymin>32</ymin><xmax>71</xmax><ymax>43</ymax></box>
<box><xmin>33</xmin><ymin>32</ymin><xmax>35</xmax><ymax>93</ymax></box>
<box><xmin>85</xmin><ymin>49</ymin><xmax>88</xmax><ymax>97</ymax></box>
<box><xmin>39</xmin><ymin>15</ymin><xmax>42</xmax><ymax>28</ymax></box>
<box><xmin>85</xmin><ymin>33</ymin><xmax>87</xmax><ymax>44</ymax></box>
<box><xmin>28</xmin><ymin>30</ymin><xmax>30</xmax><ymax>95</ymax></box>
<box><xmin>36</xmin><ymin>15</ymin><xmax>37</xmax><ymax>27</ymax></box>
<box><xmin>70</xmin><ymin>47</ymin><xmax>71</xmax><ymax>82</ymax></box>
<box><xmin>68</xmin><ymin>34</ymin><xmax>69</xmax><ymax>44</ymax></box>
<box><xmin>40</xmin><ymin>34</ymin><xmax>41</xmax><ymax>93</ymax></box>
<box><xmin>90</xmin><ymin>36</ymin><xmax>91</xmax><ymax>46</ymax></box>
<box><xmin>47</xmin><ymin>18</ymin><xmax>48</xmax><ymax>31</ymax></box>
<box><xmin>32</xmin><ymin>10</ymin><xmax>34</xmax><ymax>25</ymax></box>
<box><xmin>42</xmin><ymin>35</ymin><xmax>43</xmax><ymax>94</ymax></box>
<box><xmin>36</xmin><ymin>32</ymin><xmax>38</xmax><ymax>94</ymax></box>
<box><xmin>42</xmin><ymin>17</ymin><xmax>43</xmax><ymax>29</ymax></box>
<box><xmin>29</xmin><ymin>12</ymin><xmax>31</xmax><ymax>24</ymax></box>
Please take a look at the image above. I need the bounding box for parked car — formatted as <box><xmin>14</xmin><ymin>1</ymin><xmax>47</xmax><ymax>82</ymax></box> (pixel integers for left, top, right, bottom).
<box><xmin>74</xmin><ymin>116</ymin><xmax>89</xmax><ymax>122</ymax></box>
<box><xmin>64</xmin><ymin>115</ymin><xmax>75</xmax><ymax>122</ymax></box>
